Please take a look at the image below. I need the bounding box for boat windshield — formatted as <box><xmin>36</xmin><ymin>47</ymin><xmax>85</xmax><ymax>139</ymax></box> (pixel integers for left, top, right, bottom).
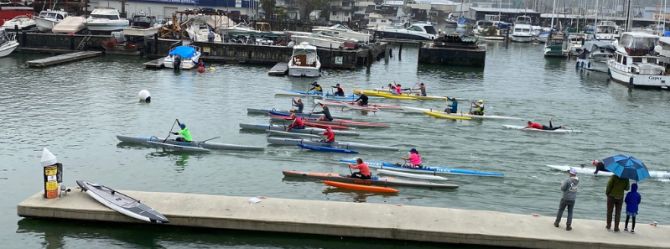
<box><xmin>597</xmin><ymin>26</ymin><xmax>615</xmax><ymax>34</ymax></box>
<box><xmin>620</xmin><ymin>34</ymin><xmax>658</xmax><ymax>50</ymax></box>
<box><xmin>91</xmin><ymin>14</ymin><xmax>119</xmax><ymax>20</ymax></box>
<box><xmin>424</xmin><ymin>26</ymin><xmax>436</xmax><ymax>34</ymax></box>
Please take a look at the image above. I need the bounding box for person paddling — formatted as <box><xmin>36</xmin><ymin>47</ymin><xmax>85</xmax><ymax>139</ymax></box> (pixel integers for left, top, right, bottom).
<box><xmin>471</xmin><ymin>100</ymin><xmax>485</xmax><ymax>115</ymax></box>
<box><xmin>348</xmin><ymin>158</ymin><xmax>371</xmax><ymax>179</ymax></box>
<box><xmin>402</xmin><ymin>148</ymin><xmax>423</xmax><ymax>168</ymax></box>
<box><xmin>354</xmin><ymin>93</ymin><xmax>369</xmax><ymax>106</ymax></box>
<box><xmin>172</xmin><ymin>120</ymin><xmax>193</xmax><ymax>142</ymax></box>
<box><xmin>526</xmin><ymin>120</ymin><xmax>563</xmax><ymax>131</ymax></box>
<box><xmin>292</xmin><ymin>97</ymin><xmax>304</xmax><ymax>113</ymax></box>
<box><xmin>332</xmin><ymin>83</ymin><xmax>345</xmax><ymax>96</ymax></box>
<box><xmin>321</xmin><ymin>126</ymin><xmax>335</xmax><ymax>144</ymax></box>
<box><xmin>286</xmin><ymin>112</ymin><xmax>305</xmax><ymax>131</ymax></box>
<box><xmin>313</xmin><ymin>103</ymin><xmax>334</xmax><ymax>122</ymax></box>
<box><xmin>309</xmin><ymin>82</ymin><xmax>323</xmax><ymax>94</ymax></box>
<box><xmin>445</xmin><ymin>97</ymin><xmax>458</xmax><ymax>114</ymax></box>
<box><xmin>418</xmin><ymin>82</ymin><xmax>427</xmax><ymax>96</ymax></box>
<box><xmin>394</xmin><ymin>84</ymin><xmax>403</xmax><ymax>95</ymax></box>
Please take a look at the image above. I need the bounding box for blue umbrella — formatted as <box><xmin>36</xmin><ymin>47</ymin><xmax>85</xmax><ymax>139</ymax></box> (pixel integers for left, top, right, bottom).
<box><xmin>603</xmin><ymin>154</ymin><xmax>650</xmax><ymax>182</ymax></box>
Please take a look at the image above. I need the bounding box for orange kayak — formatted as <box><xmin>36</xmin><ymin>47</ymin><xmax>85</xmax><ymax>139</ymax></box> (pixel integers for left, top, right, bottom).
<box><xmin>323</xmin><ymin>180</ymin><xmax>399</xmax><ymax>194</ymax></box>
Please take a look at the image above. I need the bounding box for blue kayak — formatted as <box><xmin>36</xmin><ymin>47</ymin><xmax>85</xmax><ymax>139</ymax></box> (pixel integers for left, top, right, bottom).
<box><xmin>338</xmin><ymin>159</ymin><xmax>504</xmax><ymax>177</ymax></box>
<box><xmin>298</xmin><ymin>144</ymin><xmax>358</xmax><ymax>154</ymax></box>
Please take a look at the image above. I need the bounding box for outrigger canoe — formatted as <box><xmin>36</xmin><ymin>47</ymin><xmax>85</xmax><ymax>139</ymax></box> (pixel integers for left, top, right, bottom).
<box><xmin>354</xmin><ymin>89</ymin><xmax>453</xmax><ymax>101</ymax></box>
<box><xmin>246</xmin><ymin>108</ymin><xmax>352</xmax><ymax>120</ymax></box>
<box><xmin>502</xmin><ymin>125</ymin><xmax>581</xmax><ymax>134</ymax></box>
<box><xmin>117</xmin><ymin>135</ymin><xmax>264</xmax><ymax>151</ymax></box>
<box><xmin>282</xmin><ymin>170</ymin><xmax>459</xmax><ymax>189</ymax></box>
<box><xmin>546</xmin><ymin>164</ymin><xmax>670</xmax><ymax>178</ymax></box>
<box><xmin>376</xmin><ymin>169</ymin><xmax>448</xmax><ymax>181</ymax></box>
<box><xmin>401</xmin><ymin>106</ymin><xmax>523</xmax><ymax>120</ymax></box>
<box><xmin>298</xmin><ymin>143</ymin><xmax>358</xmax><ymax>153</ymax></box>
<box><xmin>274</xmin><ymin>90</ymin><xmax>366</xmax><ymax>101</ymax></box>
<box><xmin>269</xmin><ymin>113</ymin><xmax>390</xmax><ymax>128</ymax></box>
<box><xmin>268</xmin><ymin>116</ymin><xmax>350</xmax><ymax>130</ymax></box>
<box><xmin>323</xmin><ymin>180</ymin><xmax>399</xmax><ymax>193</ymax></box>
<box><xmin>268</xmin><ymin>137</ymin><xmax>398</xmax><ymax>151</ymax></box>
<box><xmin>239</xmin><ymin>123</ymin><xmax>360</xmax><ymax>136</ymax></box>
<box><xmin>423</xmin><ymin>110</ymin><xmax>472</xmax><ymax>120</ymax></box>
<box><xmin>338</xmin><ymin>159</ymin><xmax>504</xmax><ymax>177</ymax></box>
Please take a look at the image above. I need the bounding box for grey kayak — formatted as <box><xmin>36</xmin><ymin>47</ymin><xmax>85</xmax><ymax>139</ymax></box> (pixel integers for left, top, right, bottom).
<box><xmin>76</xmin><ymin>180</ymin><xmax>169</xmax><ymax>223</ymax></box>
<box><xmin>246</xmin><ymin>108</ymin><xmax>352</xmax><ymax>120</ymax></box>
<box><xmin>239</xmin><ymin>123</ymin><xmax>360</xmax><ymax>136</ymax></box>
<box><xmin>267</xmin><ymin>130</ymin><xmax>321</xmax><ymax>139</ymax></box>
<box><xmin>116</xmin><ymin>135</ymin><xmax>265</xmax><ymax>151</ymax></box>
<box><xmin>267</xmin><ymin>137</ymin><xmax>399</xmax><ymax>151</ymax></box>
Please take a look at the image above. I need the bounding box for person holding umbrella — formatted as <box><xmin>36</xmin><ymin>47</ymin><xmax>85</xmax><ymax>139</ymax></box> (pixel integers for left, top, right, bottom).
<box><xmin>602</xmin><ymin>154</ymin><xmax>649</xmax><ymax>232</ymax></box>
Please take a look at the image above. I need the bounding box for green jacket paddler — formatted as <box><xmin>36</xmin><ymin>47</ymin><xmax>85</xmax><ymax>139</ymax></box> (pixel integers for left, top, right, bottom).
<box><xmin>173</xmin><ymin>121</ymin><xmax>193</xmax><ymax>142</ymax></box>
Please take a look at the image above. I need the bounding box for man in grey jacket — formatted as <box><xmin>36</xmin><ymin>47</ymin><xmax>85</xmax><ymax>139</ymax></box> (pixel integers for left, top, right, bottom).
<box><xmin>554</xmin><ymin>168</ymin><xmax>579</xmax><ymax>231</ymax></box>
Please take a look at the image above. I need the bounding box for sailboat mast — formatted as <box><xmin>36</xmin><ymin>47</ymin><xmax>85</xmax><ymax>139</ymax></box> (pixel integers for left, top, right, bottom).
<box><xmin>550</xmin><ymin>0</ymin><xmax>556</xmax><ymax>30</ymax></box>
<box><xmin>594</xmin><ymin>0</ymin><xmax>598</xmax><ymax>29</ymax></box>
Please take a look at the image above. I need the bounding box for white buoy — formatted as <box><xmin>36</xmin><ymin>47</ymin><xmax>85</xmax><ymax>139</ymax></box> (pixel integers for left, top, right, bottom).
<box><xmin>138</xmin><ymin>90</ymin><xmax>151</xmax><ymax>103</ymax></box>
<box><xmin>40</xmin><ymin>148</ymin><xmax>57</xmax><ymax>167</ymax></box>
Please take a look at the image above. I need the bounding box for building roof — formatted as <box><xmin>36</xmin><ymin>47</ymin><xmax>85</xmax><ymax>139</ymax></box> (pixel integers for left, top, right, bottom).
<box><xmin>470</xmin><ymin>7</ymin><xmax>538</xmax><ymax>14</ymax></box>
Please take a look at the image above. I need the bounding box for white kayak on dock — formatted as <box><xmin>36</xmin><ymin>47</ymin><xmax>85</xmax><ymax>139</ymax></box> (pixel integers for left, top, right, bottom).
<box><xmin>76</xmin><ymin>180</ymin><xmax>169</xmax><ymax>223</ymax></box>
<box><xmin>502</xmin><ymin>125</ymin><xmax>580</xmax><ymax>133</ymax></box>
<box><xmin>401</xmin><ymin>106</ymin><xmax>523</xmax><ymax>120</ymax></box>
<box><xmin>546</xmin><ymin>165</ymin><xmax>670</xmax><ymax>179</ymax></box>
<box><xmin>376</xmin><ymin>169</ymin><xmax>448</xmax><ymax>181</ymax></box>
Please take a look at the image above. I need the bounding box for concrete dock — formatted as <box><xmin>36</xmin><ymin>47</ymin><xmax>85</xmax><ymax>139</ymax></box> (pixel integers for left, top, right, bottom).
<box><xmin>268</xmin><ymin>62</ymin><xmax>288</xmax><ymax>76</ymax></box>
<box><xmin>17</xmin><ymin>190</ymin><xmax>669</xmax><ymax>249</ymax></box>
<box><xmin>26</xmin><ymin>51</ymin><xmax>103</xmax><ymax>68</ymax></box>
<box><xmin>143</xmin><ymin>58</ymin><xmax>165</xmax><ymax>69</ymax></box>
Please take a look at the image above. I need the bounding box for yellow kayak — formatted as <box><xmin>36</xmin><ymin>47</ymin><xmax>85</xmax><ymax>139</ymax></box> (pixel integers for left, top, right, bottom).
<box><xmin>423</xmin><ymin>110</ymin><xmax>472</xmax><ymax>120</ymax></box>
<box><xmin>354</xmin><ymin>89</ymin><xmax>449</xmax><ymax>101</ymax></box>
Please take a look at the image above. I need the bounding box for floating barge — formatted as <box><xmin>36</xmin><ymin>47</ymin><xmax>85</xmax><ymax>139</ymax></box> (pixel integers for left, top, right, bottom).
<box><xmin>17</xmin><ymin>190</ymin><xmax>670</xmax><ymax>249</ymax></box>
<box><xmin>418</xmin><ymin>34</ymin><xmax>486</xmax><ymax>67</ymax></box>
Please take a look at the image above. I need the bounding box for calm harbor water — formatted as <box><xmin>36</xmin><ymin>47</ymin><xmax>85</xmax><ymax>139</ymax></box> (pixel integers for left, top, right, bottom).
<box><xmin>1</xmin><ymin>42</ymin><xmax>670</xmax><ymax>248</ymax></box>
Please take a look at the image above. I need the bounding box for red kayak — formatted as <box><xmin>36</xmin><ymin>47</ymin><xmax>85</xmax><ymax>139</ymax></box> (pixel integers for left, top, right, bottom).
<box><xmin>323</xmin><ymin>180</ymin><xmax>399</xmax><ymax>194</ymax></box>
<box><xmin>270</xmin><ymin>115</ymin><xmax>389</xmax><ymax>128</ymax></box>
<box><xmin>270</xmin><ymin>115</ymin><xmax>350</xmax><ymax>130</ymax></box>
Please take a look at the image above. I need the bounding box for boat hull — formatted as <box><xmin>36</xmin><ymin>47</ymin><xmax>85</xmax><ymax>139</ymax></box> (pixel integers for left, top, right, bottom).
<box><xmin>510</xmin><ymin>35</ymin><xmax>533</xmax><ymax>43</ymax></box>
<box><xmin>608</xmin><ymin>60</ymin><xmax>670</xmax><ymax>88</ymax></box>
<box><xmin>35</xmin><ymin>17</ymin><xmax>57</xmax><ymax>32</ymax></box>
<box><xmin>0</xmin><ymin>40</ymin><xmax>19</xmax><ymax>57</ymax></box>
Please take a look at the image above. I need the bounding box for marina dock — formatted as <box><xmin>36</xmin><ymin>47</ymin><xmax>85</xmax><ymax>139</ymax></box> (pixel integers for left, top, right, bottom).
<box><xmin>268</xmin><ymin>62</ymin><xmax>288</xmax><ymax>76</ymax></box>
<box><xmin>26</xmin><ymin>51</ymin><xmax>103</xmax><ymax>68</ymax></box>
<box><xmin>143</xmin><ymin>58</ymin><xmax>165</xmax><ymax>69</ymax></box>
<box><xmin>17</xmin><ymin>190</ymin><xmax>670</xmax><ymax>249</ymax></box>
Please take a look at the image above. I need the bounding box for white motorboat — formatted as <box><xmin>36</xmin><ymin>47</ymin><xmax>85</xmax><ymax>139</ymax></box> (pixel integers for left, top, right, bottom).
<box><xmin>576</xmin><ymin>41</ymin><xmax>615</xmax><ymax>73</ymax></box>
<box><xmin>567</xmin><ymin>33</ymin><xmax>586</xmax><ymax>56</ymax></box>
<box><xmin>122</xmin><ymin>14</ymin><xmax>161</xmax><ymax>37</ymax></box>
<box><xmin>34</xmin><ymin>9</ymin><xmax>68</xmax><ymax>32</ymax></box>
<box><xmin>52</xmin><ymin>16</ymin><xmax>85</xmax><ymax>33</ymax></box>
<box><xmin>0</xmin><ymin>28</ymin><xmax>19</xmax><ymax>57</ymax></box>
<box><xmin>374</xmin><ymin>22</ymin><xmax>437</xmax><ymax>40</ymax></box>
<box><xmin>163</xmin><ymin>45</ymin><xmax>202</xmax><ymax>70</ymax></box>
<box><xmin>311</xmin><ymin>24</ymin><xmax>370</xmax><ymax>43</ymax></box>
<box><xmin>607</xmin><ymin>32</ymin><xmax>670</xmax><ymax>89</ymax></box>
<box><xmin>186</xmin><ymin>16</ymin><xmax>222</xmax><ymax>42</ymax></box>
<box><xmin>1</xmin><ymin>15</ymin><xmax>35</xmax><ymax>30</ymax></box>
<box><xmin>594</xmin><ymin>21</ymin><xmax>618</xmax><ymax>41</ymax></box>
<box><xmin>510</xmin><ymin>16</ymin><xmax>533</xmax><ymax>43</ymax></box>
<box><xmin>85</xmin><ymin>8</ymin><xmax>129</xmax><ymax>32</ymax></box>
<box><xmin>288</xmin><ymin>42</ymin><xmax>321</xmax><ymax>77</ymax></box>
<box><xmin>289</xmin><ymin>31</ymin><xmax>345</xmax><ymax>49</ymax></box>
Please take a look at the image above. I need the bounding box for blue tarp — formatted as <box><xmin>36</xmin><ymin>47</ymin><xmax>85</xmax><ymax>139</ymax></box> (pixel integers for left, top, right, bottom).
<box><xmin>664</xmin><ymin>31</ymin><xmax>670</xmax><ymax>37</ymax></box>
<box><xmin>169</xmin><ymin>46</ymin><xmax>196</xmax><ymax>58</ymax></box>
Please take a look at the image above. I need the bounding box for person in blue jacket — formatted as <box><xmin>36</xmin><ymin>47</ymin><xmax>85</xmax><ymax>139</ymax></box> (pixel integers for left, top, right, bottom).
<box><xmin>624</xmin><ymin>183</ymin><xmax>642</xmax><ymax>233</ymax></box>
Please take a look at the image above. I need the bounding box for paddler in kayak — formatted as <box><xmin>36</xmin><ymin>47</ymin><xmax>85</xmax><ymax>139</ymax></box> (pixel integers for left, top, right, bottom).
<box><xmin>353</xmin><ymin>93</ymin><xmax>369</xmax><ymax>106</ymax></box>
<box><xmin>591</xmin><ymin>160</ymin><xmax>610</xmax><ymax>175</ymax></box>
<box><xmin>526</xmin><ymin>120</ymin><xmax>563</xmax><ymax>130</ymax></box>
<box><xmin>401</xmin><ymin>148</ymin><xmax>423</xmax><ymax>168</ymax></box>
<box><xmin>348</xmin><ymin>158</ymin><xmax>371</xmax><ymax>179</ymax></box>
<box><xmin>418</xmin><ymin>82</ymin><xmax>427</xmax><ymax>96</ymax></box>
<box><xmin>312</xmin><ymin>103</ymin><xmax>334</xmax><ymax>121</ymax></box>
<box><xmin>172</xmin><ymin>120</ymin><xmax>193</xmax><ymax>142</ymax></box>
<box><xmin>444</xmin><ymin>97</ymin><xmax>458</xmax><ymax>114</ymax></box>
<box><xmin>309</xmin><ymin>82</ymin><xmax>323</xmax><ymax>94</ymax></box>
<box><xmin>286</xmin><ymin>112</ymin><xmax>306</xmax><ymax>131</ymax></box>
<box><xmin>470</xmin><ymin>100</ymin><xmax>485</xmax><ymax>116</ymax></box>
<box><xmin>332</xmin><ymin>83</ymin><xmax>345</xmax><ymax>96</ymax></box>
<box><xmin>321</xmin><ymin>126</ymin><xmax>335</xmax><ymax>144</ymax></box>
<box><xmin>292</xmin><ymin>97</ymin><xmax>304</xmax><ymax>113</ymax></box>
<box><xmin>393</xmin><ymin>84</ymin><xmax>403</xmax><ymax>95</ymax></box>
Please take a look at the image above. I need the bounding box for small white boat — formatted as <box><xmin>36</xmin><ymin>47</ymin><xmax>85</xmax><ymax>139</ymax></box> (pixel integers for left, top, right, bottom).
<box><xmin>311</xmin><ymin>24</ymin><xmax>370</xmax><ymax>43</ymax></box>
<box><xmin>186</xmin><ymin>19</ymin><xmax>221</xmax><ymax>42</ymax></box>
<box><xmin>373</xmin><ymin>22</ymin><xmax>437</xmax><ymax>40</ymax></box>
<box><xmin>163</xmin><ymin>45</ymin><xmax>201</xmax><ymax>70</ymax></box>
<box><xmin>576</xmin><ymin>41</ymin><xmax>615</xmax><ymax>73</ymax></box>
<box><xmin>1</xmin><ymin>15</ymin><xmax>35</xmax><ymax>30</ymax></box>
<box><xmin>51</xmin><ymin>16</ymin><xmax>85</xmax><ymax>34</ymax></box>
<box><xmin>122</xmin><ymin>14</ymin><xmax>161</xmax><ymax>37</ymax></box>
<box><xmin>510</xmin><ymin>16</ymin><xmax>533</xmax><ymax>43</ymax></box>
<box><xmin>288</xmin><ymin>42</ymin><xmax>321</xmax><ymax>77</ymax></box>
<box><xmin>34</xmin><ymin>9</ymin><xmax>68</xmax><ymax>32</ymax></box>
<box><xmin>0</xmin><ymin>28</ymin><xmax>19</xmax><ymax>57</ymax></box>
<box><xmin>85</xmin><ymin>8</ymin><xmax>129</xmax><ymax>32</ymax></box>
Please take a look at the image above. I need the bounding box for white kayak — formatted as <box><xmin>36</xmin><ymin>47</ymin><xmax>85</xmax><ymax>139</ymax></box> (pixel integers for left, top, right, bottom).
<box><xmin>502</xmin><ymin>125</ymin><xmax>580</xmax><ymax>133</ymax></box>
<box><xmin>401</xmin><ymin>106</ymin><xmax>523</xmax><ymax>120</ymax></box>
<box><xmin>376</xmin><ymin>169</ymin><xmax>448</xmax><ymax>181</ymax></box>
<box><xmin>546</xmin><ymin>165</ymin><xmax>670</xmax><ymax>179</ymax></box>
<box><xmin>77</xmin><ymin>180</ymin><xmax>169</xmax><ymax>223</ymax></box>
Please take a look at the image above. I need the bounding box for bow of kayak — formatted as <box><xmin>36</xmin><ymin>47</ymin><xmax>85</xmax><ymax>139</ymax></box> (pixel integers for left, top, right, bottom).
<box><xmin>424</xmin><ymin>111</ymin><xmax>472</xmax><ymax>120</ymax></box>
<box><xmin>323</xmin><ymin>180</ymin><xmax>399</xmax><ymax>193</ymax></box>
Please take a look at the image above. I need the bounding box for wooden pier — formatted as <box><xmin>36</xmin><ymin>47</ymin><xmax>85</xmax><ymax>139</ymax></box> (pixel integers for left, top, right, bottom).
<box><xmin>26</xmin><ymin>51</ymin><xmax>103</xmax><ymax>68</ymax></box>
<box><xmin>268</xmin><ymin>62</ymin><xmax>288</xmax><ymax>76</ymax></box>
<box><xmin>143</xmin><ymin>58</ymin><xmax>165</xmax><ymax>69</ymax></box>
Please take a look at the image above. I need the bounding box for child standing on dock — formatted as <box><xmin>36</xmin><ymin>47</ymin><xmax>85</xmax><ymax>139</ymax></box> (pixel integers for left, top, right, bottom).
<box><xmin>554</xmin><ymin>168</ymin><xmax>579</xmax><ymax>231</ymax></box>
<box><xmin>624</xmin><ymin>183</ymin><xmax>642</xmax><ymax>233</ymax></box>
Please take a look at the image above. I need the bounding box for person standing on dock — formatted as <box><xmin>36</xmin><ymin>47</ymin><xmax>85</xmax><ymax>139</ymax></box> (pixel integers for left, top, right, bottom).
<box><xmin>554</xmin><ymin>168</ymin><xmax>579</xmax><ymax>231</ymax></box>
<box><xmin>313</xmin><ymin>103</ymin><xmax>333</xmax><ymax>122</ymax></box>
<box><xmin>332</xmin><ymin>84</ymin><xmax>345</xmax><ymax>96</ymax></box>
<box><xmin>292</xmin><ymin>98</ymin><xmax>304</xmax><ymax>113</ymax></box>
<box><xmin>606</xmin><ymin>175</ymin><xmax>630</xmax><ymax>232</ymax></box>
<box><xmin>624</xmin><ymin>183</ymin><xmax>642</xmax><ymax>233</ymax></box>
<box><xmin>445</xmin><ymin>97</ymin><xmax>458</xmax><ymax>114</ymax></box>
<box><xmin>348</xmin><ymin>158</ymin><xmax>371</xmax><ymax>179</ymax></box>
<box><xmin>172</xmin><ymin>121</ymin><xmax>193</xmax><ymax>142</ymax></box>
